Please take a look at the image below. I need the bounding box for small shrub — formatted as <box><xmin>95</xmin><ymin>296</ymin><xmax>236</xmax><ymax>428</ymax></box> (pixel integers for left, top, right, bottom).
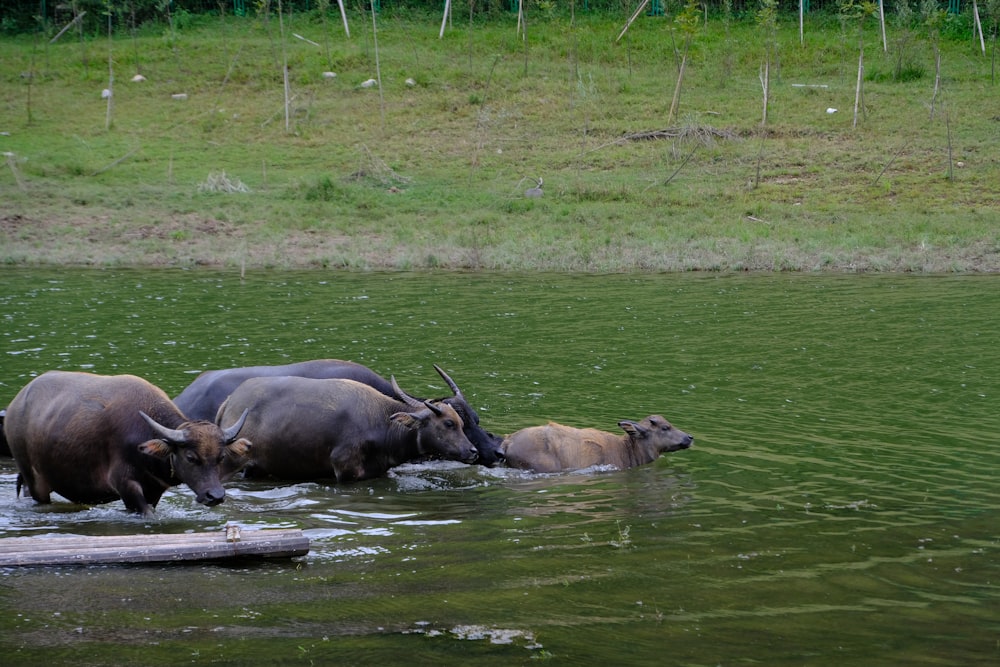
<box><xmin>867</xmin><ymin>63</ymin><xmax>925</xmax><ymax>82</ymax></box>
<box><xmin>302</xmin><ymin>176</ymin><xmax>343</xmax><ymax>202</ymax></box>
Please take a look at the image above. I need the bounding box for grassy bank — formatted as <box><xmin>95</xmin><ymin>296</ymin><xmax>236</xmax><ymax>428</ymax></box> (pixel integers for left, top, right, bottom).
<box><xmin>1</xmin><ymin>8</ymin><xmax>998</xmax><ymax>272</ymax></box>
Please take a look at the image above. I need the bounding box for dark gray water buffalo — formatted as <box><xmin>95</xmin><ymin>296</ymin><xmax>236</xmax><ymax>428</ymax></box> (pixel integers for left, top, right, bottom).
<box><xmin>501</xmin><ymin>415</ymin><xmax>693</xmax><ymax>473</ymax></box>
<box><xmin>215</xmin><ymin>376</ymin><xmax>478</xmax><ymax>482</ymax></box>
<box><xmin>174</xmin><ymin>359</ymin><xmax>391</xmax><ymax>420</ymax></box>
<box><xmin>175</xmin><ymin>359</ymin><xmax>503</xmax><ymax>465</ymax></box>
<box><xmin>5</xmin><ymin>371</ymin><xmax>251</xmax><ymax>516</ymax></box>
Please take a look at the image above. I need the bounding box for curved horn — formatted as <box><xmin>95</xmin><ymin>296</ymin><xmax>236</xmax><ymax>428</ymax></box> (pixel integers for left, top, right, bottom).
<box><xmin>140</xmin><ymin>411</ymin><xmax>187</xmax><ymax>443</ymax></box>
<box><xmin>391</xmin><ymin>375</ymin><xmax>425</xmax><ymax>409</ymax></box>
<box><xmin>433</xmin><ymin>364</ymin><xmax>464</xmax><ymax>399</ymax></box>
<box><xmin>423</xmin><ymin>400</ymin><xmax>443</xmax><ymax>416</ymax></box>
<box><xmin>221</xmin><ymin>408</ymin><xmax>250</xmax><ymax>442</ymax></box>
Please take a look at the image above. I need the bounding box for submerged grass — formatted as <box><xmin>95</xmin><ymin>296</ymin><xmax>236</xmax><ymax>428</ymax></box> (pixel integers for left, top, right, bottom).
<box><xmin>1</xmin><ymin>9</ymin><xmax>998</xmax><ymax>271</ymax></box>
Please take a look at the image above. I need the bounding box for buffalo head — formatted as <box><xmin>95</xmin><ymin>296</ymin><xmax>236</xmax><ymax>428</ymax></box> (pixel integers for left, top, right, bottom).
<box><xmin>429</xmin><ymin>365</ymin><xmax>505</xmax><ymax>466</ymax></box>
<box><xmin>139</xmin><ymin>408</ymin><xmax>252</xmax><ymax>507</ymax></box>
<box><xmin>619</xmin><ymin>415</ymin><xmax>693</xmax><ymax>454</ymax></box>
<box><xmin>391</xmin><ymin>377</ymin><xmax>478</xmax><ymax>464</ymax></box>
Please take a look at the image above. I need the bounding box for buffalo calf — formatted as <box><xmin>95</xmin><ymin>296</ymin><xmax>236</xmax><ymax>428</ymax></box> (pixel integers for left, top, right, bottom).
<box><xmin>501</xmin><ymin>415</ymin><xmax>693</xmax><ymax>473</ymax></box>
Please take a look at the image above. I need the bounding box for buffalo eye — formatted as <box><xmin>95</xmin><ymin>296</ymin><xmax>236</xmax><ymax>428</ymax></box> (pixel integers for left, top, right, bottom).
<box><xmin>444</xmin><ymin>419</ymin><xmax>456</xmax><ymax>429</ymax></box>
<box><xmin>184</xmin><ymin>450</ymin><xmax>202</xmax><ymax>465</ymax></box>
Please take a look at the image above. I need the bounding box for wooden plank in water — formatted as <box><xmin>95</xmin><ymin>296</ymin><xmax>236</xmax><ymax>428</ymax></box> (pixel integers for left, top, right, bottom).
<box><xmin>0</xmin><ymin>527</ymin><xmax>309</xmax><ymax>567</ymax></box>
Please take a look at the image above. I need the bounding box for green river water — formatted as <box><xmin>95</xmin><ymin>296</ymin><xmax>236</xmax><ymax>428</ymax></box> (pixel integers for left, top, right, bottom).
<box><xmin>0</xmin><ymin>269</ymin><xmax>997</xmax><ymax>666</ymax></box>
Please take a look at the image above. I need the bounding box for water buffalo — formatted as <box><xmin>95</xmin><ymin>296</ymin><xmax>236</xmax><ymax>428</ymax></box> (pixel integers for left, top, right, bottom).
<box><xmin>215</xmin><ymin>376</ymin><xmax>478</xmax><ymax>482</ymax></box>
<box><xmin>501</xmin><ymin>415</ymin><xmax>693</xmax><ymax>473</ymax></box>
<box><xmin>5</xmin><ymin>371</ymin><xmax>251</xmax><ymax>516</ymax></box>
<box><xmin>174</xmin><ymin>359</ymin><xmax>391</xmax><ymax>421</ymax></box>
<box><xmin>174</xmin><ymin>359</ymin><xmax>503</xmax><ymax>466</ymax></box>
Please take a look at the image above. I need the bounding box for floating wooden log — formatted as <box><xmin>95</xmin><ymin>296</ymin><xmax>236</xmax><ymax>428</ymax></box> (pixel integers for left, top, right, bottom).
<box><xmin>0</xmin><ymin>526</ymin><xmax>309</xmax><ymax>567</ymax></box>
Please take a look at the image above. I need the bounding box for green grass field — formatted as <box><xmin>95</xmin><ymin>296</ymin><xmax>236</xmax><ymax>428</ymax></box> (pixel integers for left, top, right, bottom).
<box><xmin>1</xmin><ymin>7</ymin><xmax>998</xmax><ymax>271</ymax></box>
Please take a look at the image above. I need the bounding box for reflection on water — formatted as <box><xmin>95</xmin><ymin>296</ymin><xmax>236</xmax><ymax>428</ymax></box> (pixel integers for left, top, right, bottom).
<box><xmin>1</xmin><ymin>269</ymin><xmax>999</xmax><ymax>666</ymax></box>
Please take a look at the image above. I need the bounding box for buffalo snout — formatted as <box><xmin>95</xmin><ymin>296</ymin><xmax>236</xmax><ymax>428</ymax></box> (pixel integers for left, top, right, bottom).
<box><xmin>470</xmin><ymin>432</ymin><xmax>504</xmax><ymax>467</ymax></box>
<box><xmin>672</xmin><ymin>434</ymin><xmax>694</xmax><ymax>451</ymax></box>
<box><xmin>195</xmin><ymin>485</ymin><xmax>226</xmax><ymax>507</ymax></box>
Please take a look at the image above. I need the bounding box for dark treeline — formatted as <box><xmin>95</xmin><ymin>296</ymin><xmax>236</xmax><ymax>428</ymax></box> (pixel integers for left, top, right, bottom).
<box><xmin>0</xmin><ymin>0</ymin><xmax>979</xmax><ymax>36</ymax></box>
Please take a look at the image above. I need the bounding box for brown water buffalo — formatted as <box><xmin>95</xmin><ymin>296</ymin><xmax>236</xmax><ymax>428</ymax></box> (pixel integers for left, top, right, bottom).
<box><xmin>501</xmin><ymin>415</ymin><xmax>693</xmax><ymax>473</ymax></box>
<box><xmin>215</xmin><ymin>376</ymin><xmax>478</xmax><ymax>482</ymax></box>
<box><xmin>174</xmin><ymin>359</ymin><xmax>504</xmax><ymax>466</ymax></box>
<box><xmin>5</xmin><ymin>371</ymin><xmax>251</xmax><ymax>516</ymax></box>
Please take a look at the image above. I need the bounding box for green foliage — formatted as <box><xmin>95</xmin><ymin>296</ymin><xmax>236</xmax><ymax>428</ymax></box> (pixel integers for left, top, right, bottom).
<box><xmin>838</xmin><ymin>0</ymin><xmax>879</xmax><ymax>25</ymax></box>
<box><xmin>887</xmin><ymin>0</ymin><xmax>921</xmax><ymax>82</ymax></box>
<box><xmin>920</xmin><ymin>0</ymin><xmax>947</xmax><ymax>38</ymax></box>
<box><xmin>675</xmin><ymin>0</ymin><xmax>702</xmax><ymax>39</ymax></box>
<box><xmin>756</xmin><ymin>0</ymin><xmax>778</xmax><ymax>34</ymax></box>
<box><xmin>986</xmin><ymin>0</ymin><xmax>1000</xmax><ymax>30</ymax></box>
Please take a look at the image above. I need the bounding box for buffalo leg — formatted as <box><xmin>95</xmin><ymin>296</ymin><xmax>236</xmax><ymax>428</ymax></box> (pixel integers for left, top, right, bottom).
<box><xmin>18</xmin><ymin>470</ymin><xmax>53</xmax><ymax>504</ymax></box>
<box><xmin>118</xmin><ymin>480</ymin><xmax>154</xmax><ymax>516</ymax></box>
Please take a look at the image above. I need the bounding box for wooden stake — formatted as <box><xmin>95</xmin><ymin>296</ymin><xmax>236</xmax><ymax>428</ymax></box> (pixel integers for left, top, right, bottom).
<box><xmin>661</xmin><ymin>143</ymin><xmax>698</xmax><ymax>188</ymax></box>
<box><xmin>440</xmin><ymin>0</ymin><xmax>451</xmax><ymax>38</ymax></box>
<box><xmin>930</xmin><ymin>46</ymin><xmax>941</xmax><ymax>120</ymax></box>
<box><xmin>617</xmin><ymin>0</ymin><xmax>652</xmax><ymax>43</ymax></box>
<box><xmin>878</xmin><ymin>0</ymin><xmax>887</xmax><ymax>53</ymax></box>
<box><xmin>873</xmin><ymin>139</ymin><xmax>911</xmax><ymax>186</ymax></box>
<box><xmin>760</xmin><ymin>55</ymin><xmax>770</xmax><ymax>127</ymax></box>
<box><xmin>337</xmin><ymin>0</ymin><xmax>350</xmax><ymax>37</ymax></box>
<box><xmin>50</xmin><ymin>11</ymin><xmax>86</xmax><ymax>44</ymax></box>
<box><xmin>105</xmin><ymin>9</ymin><xmax>113</xmax><ymax>131</ymax></box>
<box><xmin>853</xmin><ymin>45</ymin><xmax>864</xmax><ymax>129</ymax></box>
<box><xmin>278</xmin><ymin>0</ymin><xmax>291</xmax><ymax>133</ymax></box>
<box><xmin>945</xmin><ymin>109</ymin><xmax>954</xmax><ymax>180</ymax></box>
<box><xmin>370</xmin><ymin>2</ymin><xmax>385</xmax><ymax>129</ymax></box>
<box><xmin>973</xmin><ymin>0</ymin><xmax>986</xmax><ymax>55</ymax></box>
<box><xmin>91</xmin><ymin>147</ymin><xmax>140</xmax><ymax>177</ymax></box>
<box><xmin>799</xmin><ymin>0</ymin><xmax>803</xmax><ymax>46</ymax></box>
<box><xmin>668</xmin><ymin>52</ymin><xmax>687</xmax><ymax>123</ymax></box>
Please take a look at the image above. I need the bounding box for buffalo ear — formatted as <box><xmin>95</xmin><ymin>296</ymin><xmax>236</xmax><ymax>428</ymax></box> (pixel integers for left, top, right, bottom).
<box><xmin>226</xmin><ymin>438</ymin><xmax>252</xmax><ymax>459</ymax></box>
<box><xmin>390</xmin><ymin>411</ymin><xmax>422</xmax><ymax>430</ymax></box>
<box><xmin>618</xmin><ymin>420</ymin><xmax>645</xmax><ymax>438</ymax></box>
<box><xmin>138</xmin><ymin>439</ymin><xmax>172</xmax><ymax>459</ymax></box>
